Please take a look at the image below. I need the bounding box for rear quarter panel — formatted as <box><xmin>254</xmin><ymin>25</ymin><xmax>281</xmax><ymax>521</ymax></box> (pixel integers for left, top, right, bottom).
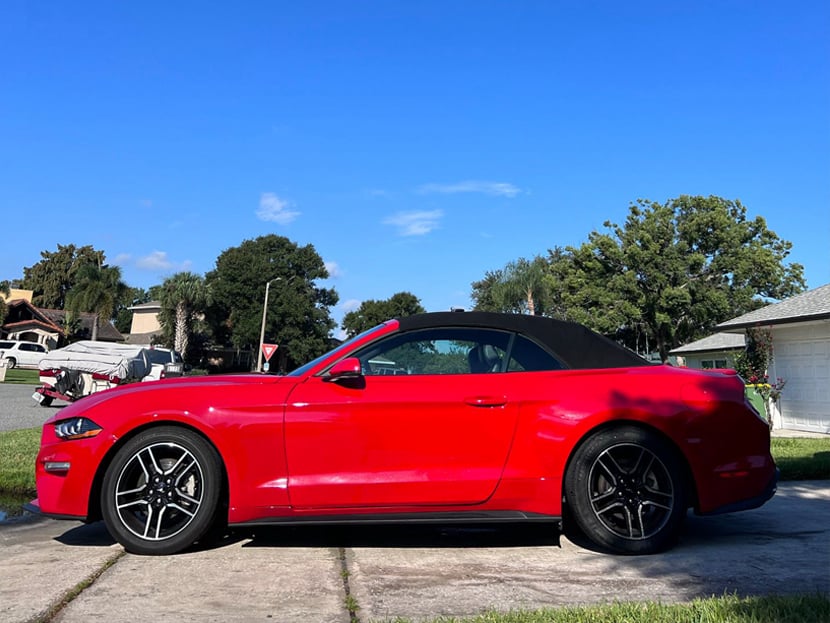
<box><xmin>496</xmin><ymin>365</ymin><xmax>773</xmax><ymax>515</ymax></box>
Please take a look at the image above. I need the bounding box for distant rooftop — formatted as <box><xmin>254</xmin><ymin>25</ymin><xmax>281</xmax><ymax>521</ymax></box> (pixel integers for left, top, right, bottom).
<box><xmin>669</xmin><ymin>332</ymin><xmax>745</xmax><ymax>355</ymax></box>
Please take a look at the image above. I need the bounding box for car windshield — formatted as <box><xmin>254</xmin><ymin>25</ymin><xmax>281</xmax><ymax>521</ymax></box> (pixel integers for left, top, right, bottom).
<box><xmin>286</xmin><ymin>323</ymin><xmax>390</xmax><ymax>377</ymax></box>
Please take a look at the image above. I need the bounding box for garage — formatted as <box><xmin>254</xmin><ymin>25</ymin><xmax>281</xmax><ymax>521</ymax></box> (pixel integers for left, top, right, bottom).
<box><xmin>717</xmin><ymin>284</ymin><xmax>830</xmax><ymax>434</ymax></box>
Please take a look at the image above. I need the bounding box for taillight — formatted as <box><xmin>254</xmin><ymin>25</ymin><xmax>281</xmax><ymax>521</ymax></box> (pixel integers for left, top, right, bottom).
<box><xmin>40</xmin><ymin>369</ymin><xmax>59</xmax><ymax>378</ymax></box>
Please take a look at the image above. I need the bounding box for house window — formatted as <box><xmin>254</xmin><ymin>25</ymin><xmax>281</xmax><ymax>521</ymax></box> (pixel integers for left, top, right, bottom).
<box><xmin>701</xmin><ymin>359</ymin><xmax>728</xmax><ymax>369</ymax></box>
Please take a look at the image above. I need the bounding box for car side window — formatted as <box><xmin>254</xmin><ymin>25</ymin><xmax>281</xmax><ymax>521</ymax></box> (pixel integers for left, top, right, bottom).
<box><xmin>506</xmin><ymin>335</ymin><xmax>566</xmax><ymax>371</ymax></box>
<box><xmin>352</xmin><ymin>328</ymin><xmax>511</xmax><ymax>376</ymax></box>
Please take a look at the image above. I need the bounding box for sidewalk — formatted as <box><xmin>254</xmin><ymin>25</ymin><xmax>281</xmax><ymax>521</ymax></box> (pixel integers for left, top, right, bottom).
<box><xmin>772</xmin><ymin>428</ymin><xmax>829</xmax><ymax>438</ymax></box>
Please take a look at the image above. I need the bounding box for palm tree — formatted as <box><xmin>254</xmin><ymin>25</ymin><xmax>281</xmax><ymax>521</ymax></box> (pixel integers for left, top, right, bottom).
<box><xmin>65</xmin><ymin>264</ymin><xmax>127</xmax><ymax>340</ymax></box>
<box><xmin>159</xmin><ymin>272</ymin><xmax>211</xmax><ymax>359</ymax></box>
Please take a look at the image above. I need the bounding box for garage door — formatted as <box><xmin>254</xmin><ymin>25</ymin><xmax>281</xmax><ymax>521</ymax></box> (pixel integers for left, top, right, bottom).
<box><xmin>772</xmin><ymin>335</ymin><xmax>830</xmax><ymax>433</ymax></box>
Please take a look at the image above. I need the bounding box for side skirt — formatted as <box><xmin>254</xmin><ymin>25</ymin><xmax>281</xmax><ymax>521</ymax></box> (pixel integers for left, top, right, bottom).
<box><xmin>230</xmin><ymin>510</ymin><xmax>561</xmax><ymax>529</ymax></box>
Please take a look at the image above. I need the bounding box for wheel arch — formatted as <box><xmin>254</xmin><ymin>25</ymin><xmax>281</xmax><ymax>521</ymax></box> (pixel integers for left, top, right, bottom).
<box><xmin>87</xmin><ymin>421</ymin><xmax>230</xmax><ymax>523</ymax></box>
<box><xmin>561</xmin><ymin>419</ymin><xmax>699</xmax><ymax>512</ymax></box>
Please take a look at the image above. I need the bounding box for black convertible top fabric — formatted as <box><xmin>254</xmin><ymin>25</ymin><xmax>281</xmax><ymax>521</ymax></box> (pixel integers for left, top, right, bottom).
<box><xmin>397</xmin><ymin>312</ymin><xmax>650</xmax><ymax>370</ymax></box>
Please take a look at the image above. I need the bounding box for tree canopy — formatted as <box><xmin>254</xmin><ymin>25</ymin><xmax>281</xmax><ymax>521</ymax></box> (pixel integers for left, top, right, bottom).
<box><xmin>341</xmin><ymin>292</ymin><xmax>426</xmax><ymax>337</ymax></box>
<box><xmin>20</xmin><ymin>244</ymin><xmax>107</xmax><ymax>309</ymax></box>
<box><xmin>472</xmin><ymin>195</ymin><xmax>805</xmax><ymax>361</ymax></box>
<box><xmin>0</xmin><ymin>280</ymin><xmax>10</xmax><ymax>325</ymax></box>
<box><xmin>205</xmin><ymin>235</ymin><xmax>338</xmax><ymax>372</ymax></box>
<box><xmin>65</xmin><ymin>263</ymin><xmax>128</xmax><ymax>341</ymax></box>
<box><xmin>471</xmin><ymin>256</ymin><xmax>554</xmax><ymax>316</ymax></box>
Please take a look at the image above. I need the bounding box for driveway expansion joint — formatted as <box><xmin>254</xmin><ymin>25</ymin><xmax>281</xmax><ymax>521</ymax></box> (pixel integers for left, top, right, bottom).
<box><xmin>338</xmin><ymin>546</ymin><xmax>361</xmax><ymax>623</ymax></box>
<box><xmin>26</xmin><ymin>549</ymin><xmax>125</xmax><ymax>623</ymax></box>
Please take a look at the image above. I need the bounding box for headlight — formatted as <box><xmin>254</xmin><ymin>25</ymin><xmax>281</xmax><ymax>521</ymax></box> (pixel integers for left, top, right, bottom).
<box><xmin>54</xmin><ymin>417</ymin><xmax>102</xmax><ymax>440</ymax></box>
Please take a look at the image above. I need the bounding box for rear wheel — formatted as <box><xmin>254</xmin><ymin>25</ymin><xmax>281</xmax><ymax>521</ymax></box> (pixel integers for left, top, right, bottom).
<box><xmin>101</xmin><ymin>426</ymin><xmax>222</xmax><ymax>555</ymax></box>
<box><xmin>564</xmin><ymin>426</ymin><xmax>687</xmax><ymax>554</ymax></box>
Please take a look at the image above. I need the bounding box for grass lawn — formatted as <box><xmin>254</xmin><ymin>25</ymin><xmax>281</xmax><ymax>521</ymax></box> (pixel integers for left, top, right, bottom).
<box><xmin>394</xmin><ymin>593</ymin><xmax>830</xmax><ymax>623</ymax></box>
<box><xmin>1</xmin><ymin>368</ymin><xmax>40</xmax><ymax>384</ymax></box>
<box><xmin>0</xmin><ymin>427</ymin><xmax>41</xmax><ymax>495</ymax></box>
<box><xmin>771</xmin><ymin>437</ymin><xmax>830</xmax><ymax>480</ymax></box>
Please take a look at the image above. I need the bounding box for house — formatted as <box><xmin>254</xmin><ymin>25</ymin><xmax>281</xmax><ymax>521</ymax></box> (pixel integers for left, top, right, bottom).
<box><xmin>125</xmin><ymin>301</ymin><xmax>163</xmax><ymax>345</ymax></box>
<box><xmin>716</xmin><ymin>283</ymin><xmax>830</xmax><ymax>434</ymax></box>
<box><xmin>669</xmin><ymin>332</ymin><xmax>746</xmax><ymax>370</ymax></box>
<box><xmin>0</xmin><ymin>299</ymin><xmax>124</xmax><ymax>347</ymax></box>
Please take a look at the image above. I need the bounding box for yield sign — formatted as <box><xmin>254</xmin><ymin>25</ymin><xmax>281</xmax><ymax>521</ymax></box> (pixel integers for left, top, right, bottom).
<box><xmin>261</xmin><ymin>343</ymin><xmax>278</xmax><ymax>362</ymax></box>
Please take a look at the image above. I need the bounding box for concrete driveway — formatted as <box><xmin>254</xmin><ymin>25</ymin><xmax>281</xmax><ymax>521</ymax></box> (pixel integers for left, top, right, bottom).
<box><xmin>1</xmin><ymin>481</ymin><xmax>828</xmax><ymax>623</ymax></box>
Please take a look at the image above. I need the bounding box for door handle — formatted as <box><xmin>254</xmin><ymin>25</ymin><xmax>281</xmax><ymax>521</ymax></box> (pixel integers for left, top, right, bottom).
<box><xmin>465</xmin><ymin>395</ymin><xmax>507</xmax><ymax>407</ymax></box>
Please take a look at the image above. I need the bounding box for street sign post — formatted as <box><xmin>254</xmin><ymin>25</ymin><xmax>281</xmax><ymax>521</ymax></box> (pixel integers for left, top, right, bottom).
<box><xmin>261</xmin><ymin>343</ymin><xmax>278</xmax><ymax>363</ymax></box>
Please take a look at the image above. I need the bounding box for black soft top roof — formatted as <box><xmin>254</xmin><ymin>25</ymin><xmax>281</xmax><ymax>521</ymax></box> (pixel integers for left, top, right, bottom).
<box><xmin>397</xmin><ymin>312</ymin><xmax>650</xmax><ymax>370</ymax></box>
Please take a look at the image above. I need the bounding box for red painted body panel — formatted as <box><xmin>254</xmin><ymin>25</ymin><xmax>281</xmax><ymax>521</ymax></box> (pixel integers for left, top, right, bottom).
<box><xmin>284</xmin><ymin>373</ymin><xmax>518</xmax><ymax>508</ymax></box>
<box><xmin>33</xmin><ymin>319</ymin><xmax>775</xmax><ymax>531</ymax></box>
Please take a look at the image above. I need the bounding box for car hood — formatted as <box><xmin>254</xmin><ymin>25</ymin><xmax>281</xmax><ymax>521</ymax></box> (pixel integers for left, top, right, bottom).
<box><xmin>46</xmin><ymin>373</ymin><xmax>299</xmax><ymax>424</ymax></box>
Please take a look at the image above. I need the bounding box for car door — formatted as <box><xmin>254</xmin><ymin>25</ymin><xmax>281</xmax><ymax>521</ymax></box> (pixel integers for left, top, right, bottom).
<box><xmin>283</xmin><ymin>327</ymin><xmax>520</xmax><ymax>509</ymax></box>
<box><xmin>18</xmin><ymin>343</ymin><xmax>46</xmax><ymax>367</ymax></box>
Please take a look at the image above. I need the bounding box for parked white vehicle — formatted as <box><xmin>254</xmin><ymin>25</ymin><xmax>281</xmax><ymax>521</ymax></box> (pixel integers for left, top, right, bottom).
<box><xmin>33</xmin><ymin>341</ymin><xmax>183</xmax><ymax>406</ymax></box>
<box><xmin>144</xmin><ymin>346</ymin><xmax>185</xmax><ymax>381</ymax></box>
<box><xmin>0</xmin><ymin>340</ymin><xmax>50</xmax><ymax>369</ymax></box>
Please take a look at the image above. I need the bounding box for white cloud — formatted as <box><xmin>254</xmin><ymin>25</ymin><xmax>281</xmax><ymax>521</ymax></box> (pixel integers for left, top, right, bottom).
<box><xmin>383</xmin><ymin>210</ymin><xmax>443</xmax><ymax>236</ymax></box>
<box><xmin>256</xmin><ymin>192</ymin><xmax>300</xmax><ymax>224</ymax></box>
<box><xmin>418</xmin><ymin>181</ymin><xmax>521</xmax><ymax>198</ymax></box>
<box><xmin>135</xmin><ymin>251</ymin><xmax>192</xmax><ymax>273</ymax></box>
<box><xmin>111</xmin><ymin>253</ymin><xmax>132</xmax><ymax>266</ymax></box>
<box><xmin>325</xmin><ymin>261</ymin><xmax>343</xmax><ymax>278</ymax></box>
<box><xmin>136</xmin><ymin>251</ymin><xmax>173</xmax><ymax>270</ymax></box>
<box><xmin>341</xmin><ymin>299</ymin><xmax>361</xmax><ymax>312</ymax></box>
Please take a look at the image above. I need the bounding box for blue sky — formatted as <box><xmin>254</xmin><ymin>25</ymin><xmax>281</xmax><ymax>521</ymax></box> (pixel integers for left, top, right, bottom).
<box><xmin>2</xmin><ymin>1</ymin><xmax>828</xmax><ymax>332</ymax></box>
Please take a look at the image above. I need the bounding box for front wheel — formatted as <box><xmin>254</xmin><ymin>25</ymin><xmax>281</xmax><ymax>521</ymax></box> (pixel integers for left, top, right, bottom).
<box><xmin>564</xmin><ymin>426</ymin><xmax>687</xmax><ymax>555</ymax></box>
<box><xmin>5</xmin><ymin>358</ymin><xmax>16</xmax><ymax>369</ymax></box>
<box><xmin>101</xmin><ymin>426</ymin><xmax>222</xmax><ymax>555</ymax></box>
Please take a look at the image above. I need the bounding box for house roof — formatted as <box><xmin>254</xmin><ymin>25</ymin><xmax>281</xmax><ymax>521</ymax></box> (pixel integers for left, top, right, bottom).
<box><xmin>40</xmin><ymin>309</ymin><xmax>125</xmax><ymax>342</ymax></box>
<box><xmin>669</xmin><ymin>332</ymin><xmax>745</xmax><ymax>355</ymax></box>
<box><xmin>2</xmin><ymin>299</ymin><xmax>124</xmax><ymax>342</ymax></box>
<box><xmin>716</xmin><ymin>283</ymin><xmax>830</xmax><ymax>331</ymax></box>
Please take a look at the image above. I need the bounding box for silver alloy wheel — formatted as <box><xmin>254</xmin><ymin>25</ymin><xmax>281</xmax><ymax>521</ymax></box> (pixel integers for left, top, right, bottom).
<box><xmin>587</xmin><ymin>442</ymin><xmax>674</xmax><ymax>540</ymax></box>
<box><xmin>114</xmin><ymin>441</ymin><xmax>205</xmax><ymax>542</ymax></box>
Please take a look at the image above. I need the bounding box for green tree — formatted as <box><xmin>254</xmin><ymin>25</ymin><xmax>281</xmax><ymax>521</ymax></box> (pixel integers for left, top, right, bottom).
<box><xmin>205</xmin><ymin>235</ymin><xmax>338</xmax><ymax>372</ymax></box>
<box><xmin>65</xmin><ymin>263</ymin><xmax>128</xmax><ymax>340</ymax></box>
<box><xmin>21</xmin><ymin>244</ymin><xmax>106</xmax><ymax>309</ymax></box>
<box><xmin>0</xmin><ymin>280</ymin><xmax>10</xmax><ymax>325</ymax></box>
<box><xmin>157</xmin><ymin>272</ymin><xmax>211</xmax><ymax>360</ymax></box>
<box><xmin>471</xmin><ymin>256</ymin><xmax>555</xmax><ymax>316</ymax></box>
<box><xmin>341</xmin><ymin>292</ymin><xmax>425</xmax><ymax>337</ymax></box>
<box><xmin>114</xmin><ymin>287</ymin><xmax>152</xmax><ymax>334</ymax></box>
<box><xmin>556</xmin><ymin>195</ymin><xmax>805</xmax><ymax>361</ymax></box>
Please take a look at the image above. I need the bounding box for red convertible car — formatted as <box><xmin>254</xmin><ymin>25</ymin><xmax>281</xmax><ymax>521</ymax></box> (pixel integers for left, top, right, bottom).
<box><xmin>27</xmin><ymin>312</ymin><xmax>777</xmax><ymax>555</ymax></box>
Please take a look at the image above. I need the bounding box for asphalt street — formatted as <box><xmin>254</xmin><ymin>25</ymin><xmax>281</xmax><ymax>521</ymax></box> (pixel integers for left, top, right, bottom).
<box><xmin>0</xmin><ymin>383</ymin><xmax>65</xmax><ymax>432</ymax></box>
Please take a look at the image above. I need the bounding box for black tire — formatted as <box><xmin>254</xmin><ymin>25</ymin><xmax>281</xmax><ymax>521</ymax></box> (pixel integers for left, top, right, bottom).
<box><xmin>101</xmin><ymin>426</ymin><xmax>222</xmax><ymax>555</ymax></box>
<box><xmin>6</xmin><ymin>358</ymin><xmax>16</xmax><ymax>369</ymax></box>
<box><xmin>564</xmin><ymin>426</ymin><xmax>687</xmax><ymax>555</ymax></box>
<box><xmin>38</xmin><ymin>396</ymin><xmax>54</xmax><ymax>407</ymax></box>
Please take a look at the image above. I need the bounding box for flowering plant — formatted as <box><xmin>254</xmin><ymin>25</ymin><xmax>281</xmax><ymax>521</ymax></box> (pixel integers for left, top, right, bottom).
<box><xmin>733</xmin><ymin>327</ymin><xmax>785</xmax><ymax>427</ymax></box>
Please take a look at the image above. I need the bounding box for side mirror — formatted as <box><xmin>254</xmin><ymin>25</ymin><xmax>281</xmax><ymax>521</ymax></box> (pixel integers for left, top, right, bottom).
<box><xmin>325</xmin><ymin>357</ymin><xmax>363</xmax><ymax>382</ymax></box>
